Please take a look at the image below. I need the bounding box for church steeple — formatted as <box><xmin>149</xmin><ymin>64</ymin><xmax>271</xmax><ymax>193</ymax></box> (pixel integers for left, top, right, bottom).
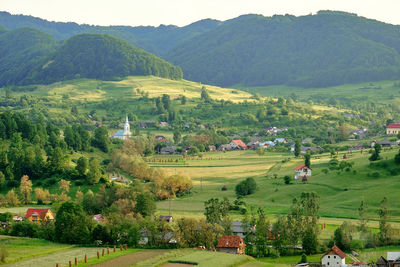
<box><xmin>124</xmin><ymin>115</ymin><xmax>130</xmax><ymax>135</ymax></box>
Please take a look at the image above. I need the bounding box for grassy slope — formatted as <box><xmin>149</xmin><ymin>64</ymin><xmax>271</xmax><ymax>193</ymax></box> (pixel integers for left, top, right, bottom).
<box><xmin>154</xmin><ymin>148</ymin><xmax>400</xmax><ymax>225</ymax></box>
<box><xmin>238</xmin><ymin>80</ymin><xmax>400</xmax><ymax>105</ymax></box>
<box><xmin>13</xmin><ymin>76</ymin><xmax>253</xmax><ymax>103</ymax></box>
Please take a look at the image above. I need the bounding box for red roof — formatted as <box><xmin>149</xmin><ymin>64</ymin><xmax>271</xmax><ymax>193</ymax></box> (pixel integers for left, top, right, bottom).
<box><xmin>231</xmin><ymin>140</ymin><xmax>247</xmax><ymax>149</ymax></box>
<box><xmin>294</xmin><ymin>164</ymin><xmax>311</xmax><ymax>171</ymax></box>
<box><xmin>24</xmin><ymin>208</ymin><xmax>51</xmax><ymax>219</ymax></box>
<box><xmin>217</xmin><ymin>235</ymin><xmax>245</xmax><ymax>248</ymax></box>
<box><xmin>323</xmin><ymin>245</ymin><xmax>346</xmax><ymax>259</ymax></box>
<box><xmin>387</xmin><ymin>124</ymin><xmax>400</xmax><ymax>129</ymax></box>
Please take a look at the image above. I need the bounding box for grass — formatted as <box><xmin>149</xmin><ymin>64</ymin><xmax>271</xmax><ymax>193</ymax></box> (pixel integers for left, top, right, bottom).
<box><xmin>0</xmin><ymin>235</ymin><xmax>73</xmax><ymax>264</ymax></box>
<box><xmin>154</xmin><ymin>148</ymin><xmax>400</xmax><ymax>224</ymax></box>
<box><xmin>132</xmin><ymin>249</ymin><xmax>253</xmax><ymax>267</ymax></box>
<box><xmin>75</xmin><ymin>248</ymin><xmax>140</xmax><ymax>267</ymax></box>
<box><xmin>239</xmin><ymin>80</ymin><xmax>400</xmax><ymax>106</ymax></box>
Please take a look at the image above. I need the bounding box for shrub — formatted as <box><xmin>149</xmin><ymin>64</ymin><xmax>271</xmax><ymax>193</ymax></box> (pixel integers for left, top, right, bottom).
<box><xmin>235</xmin><ymin>178</ymin><xmax>257</xmax><ymax>197</ymax></box>
<box><xmin>284</xmin><ymin>175</ymin><xmax>291</xmax><ymax>184</ymax></box>
<box><xmin>221</xmin><ymin>185</ymin><xmax>227</xmax><ymax>191</ymax></box>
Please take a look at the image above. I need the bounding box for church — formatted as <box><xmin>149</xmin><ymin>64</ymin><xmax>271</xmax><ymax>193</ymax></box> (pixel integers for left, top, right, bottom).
<box><xmin>112</xmin><ymin>116</ymin><xmax>132</xmax><ymax>140</ymax></box>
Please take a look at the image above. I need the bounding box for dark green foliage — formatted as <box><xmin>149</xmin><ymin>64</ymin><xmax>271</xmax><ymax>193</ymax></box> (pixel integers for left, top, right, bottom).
<box><xmin>299</xmin><ymin>254</ymin><xmax>307</xmax><ymax>264</ymax></box>
<box><xmin>92</xmin><ymin>126</ymin><xmax>109</xmax><ymax>152</ymax></box>
<box><xmin>333</xmin><ymin>225</ymin><xmax>351</xmax><ymax>251</ymax></box>
<box><xmin>304</xmin><ymin>152</ymin><xmax>311</xmax><ymax>168</ymax></box>
<box><xmin>294</xmin><ymin>139</ymin><xmax>301</xmax><ymax>157</ymax></box>
<box><xmin>395</xmin><ymin>150</ymin><xmax>400</xmax><ymax>164</ymax></box>
<box><xmin>235</xmin><ymin>177</ymin><xmax>257</xmax><ymax>197</ymax></box>
<box><xmin>302</xmin><ymin>227</ymin><xmax>318</xmax><ymax>255</ymax></box>
<box><xmin>204</xmin><ymin>198</ymin><xmax>230</xmax><ymax>224</ymax></box>
<box><xmin>369</xmin><ymin>143</ymin><xmax>382</xmax><ymax>162</ymax></box>
<box><xmin>134</xmin><ymin>192</ymin><xmax>156</xmax><ymax>217</ymax></box>
<box><xmin>284</xmin><ymin>175</ymin><xmax>291</xmax><ymax>185</ymax></box>
<box><xmin>76</xmin><ymin>156</ymin><xmax>89</xmax><ymax>176</ymax></box>
<box><xmin>28</xmin><ymin>34</ymin><xmax>182</xmax><ymax>84</ymax></box>
<box><xmin>11</xmin><ymin>220</ymin><xmax>39</xmax><ymax>238</ymax></box>
<box><xmin>168</xmin><ymin>12</ymin><xmax>400</xmax><ymax>88</ymax></box>
<box><xmin>0</xmin><ymin>212</ymin><xmax>12</xmax><ymax>222</ymax></box>
<box><xmin>55</xmin><ymin>202</ymin><xmax>92</xmax><ymax>244</ymax></box>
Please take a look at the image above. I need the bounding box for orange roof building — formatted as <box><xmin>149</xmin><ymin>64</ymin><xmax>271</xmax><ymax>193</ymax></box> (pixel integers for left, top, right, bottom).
<box><xmin>230</xmin><ymin>140</ymin><xmax>248</xmax><ymax>150</ymax></box>
<box><xmin>24</xmin><ymin>208</ymin><xmax>54</xmax><ymax>224</ymax></box>
<box><xmin>217</xmin><ymin>235</ymin><xmax>245</xmax><ymax>254</ymax></box>
<box><xmin>294</xmin><ymin>164</ymin><xmax>312</xmax><ymax>180</ymax></box>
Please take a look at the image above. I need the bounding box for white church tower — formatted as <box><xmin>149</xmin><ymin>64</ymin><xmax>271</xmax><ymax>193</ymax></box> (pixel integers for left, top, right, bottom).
<box><xmin>112</xmin><ymin>115</ymin><xmax>132</xmax><ymax>140</ymax></box>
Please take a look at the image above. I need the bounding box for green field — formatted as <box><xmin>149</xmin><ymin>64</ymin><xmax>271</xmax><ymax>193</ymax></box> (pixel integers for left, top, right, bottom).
<box><xmin>240</xmin><ymin>80</ymin><xmax>400</xmax><ymax>106</ymax></box>
<box><xmin>154</xmin><ymin>148</ymin><xmax>400</xmax><ymax>225</ymax></box>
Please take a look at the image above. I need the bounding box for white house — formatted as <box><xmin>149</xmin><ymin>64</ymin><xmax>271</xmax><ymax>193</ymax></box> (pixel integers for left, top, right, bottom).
<box><xmin>112</xmin><ymin>116</ymin><xmax>132</xmax><ymax>140</ymax></box>
<box><xmin>294</xmin><ymin>164</ymin><xmax>312</xmax><ymax>180</ymax></box>
<box><xmin>321</xmin><ymin>245</ymin><xmax>346</xmax><ymax>267</ymax></box>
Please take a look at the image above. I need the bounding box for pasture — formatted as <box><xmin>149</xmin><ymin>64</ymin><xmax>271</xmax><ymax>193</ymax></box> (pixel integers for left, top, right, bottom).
<box><xmin>154</xmin><ymin>148</ymin><xmax>400</xmax><ymax>225</ymax></box>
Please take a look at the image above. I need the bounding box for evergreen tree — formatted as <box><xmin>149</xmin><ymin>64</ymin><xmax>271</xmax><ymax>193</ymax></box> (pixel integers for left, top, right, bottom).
<box><xmin>92</xmin><ymin>127</ymin><xmax>109</xmax><ymax>152</ymax></box>
<box><xmin>304</xmin><ymin>152</ymin><xmax>311</xmax><ymax>168</ymax></box>
<box><xmin>87</xmin><ymin>159</ymin><xmax>101</xmax><ymax>185</ymax></box>
<box><xmin>294</xmin><ymin>139</ymin><xmax>301</xmax><ymax>157</ymax></box>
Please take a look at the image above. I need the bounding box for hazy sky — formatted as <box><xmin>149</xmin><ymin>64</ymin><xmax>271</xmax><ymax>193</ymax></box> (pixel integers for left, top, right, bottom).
<box><xmin>2</xmin><ymin>0</ymin><xmax>400</xmax><ymax>27</ymax></box>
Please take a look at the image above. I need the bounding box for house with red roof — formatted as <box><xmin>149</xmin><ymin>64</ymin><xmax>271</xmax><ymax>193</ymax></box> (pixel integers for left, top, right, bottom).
<box><xmin>93</xmin><ymin>214</ymin><xmax>103</xmax><ymax>223</ymax></box>
<box><xmin>294</xmin><ymin>164</ymin><xmax>312</xmax><ymax>180</ymax></box>
<box><xmin>321</xmin><ymin>245</ymin><xmax>346</xmax><ymax>267</ymax></box>
<box><xmin>387</xmin><ymin>124</ymin><xmax>400</xmax><ymax>135</ymax></box>
<box><xmin>24</xmin><ymin>208</ymin><xmax>54</xmax><ymax>224</ymax></box>
<box><xmin>217</xmin><ymin>235</ymin><xmax>245</xmax><ymax>254</ymax></box>
<box><xmin>229</xmin><ymin>140</ymin><xmax>248</xmax><ymax>150</ymax></box>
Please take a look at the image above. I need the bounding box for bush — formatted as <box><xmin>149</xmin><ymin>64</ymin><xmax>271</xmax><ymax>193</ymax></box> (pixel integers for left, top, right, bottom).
<box><xmin>235</xmin><ymin>177</ymin><xmax>257</xmax><ymax>197</ymax></box>
<box><xmin>221</xmin><ymin>185</ymin><xmax>227</xmax><ymax>191</ymax></box>
<box><xmin>169</xmin><ymin>260</ymin><xmax>198</xmax><ymax>265</ymax></box>
<box><xmin>284</xmin><ymin>175</ymin><xmax>291</xmax><ymax>184</ymax></box>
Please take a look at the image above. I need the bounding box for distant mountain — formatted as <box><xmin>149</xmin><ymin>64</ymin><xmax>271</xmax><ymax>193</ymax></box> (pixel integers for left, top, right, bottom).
<box><xmin>0</xmin><ymin>28</ymin><xmax>182</xmax><ymax>86</ymax></box>
<box><xmin>0</xmin><ymin>11</ymin><xmax>220</xmax><ymax>55</ymax></box>
<box><xmin>167</xmin><ymin>11</ymin><xmax>400</xmax><ymax>87</ymax></box>
<box><xmin>2</xmin><ymin>11</ymin><xmax>400</xmax><ymax>88</ymax></box>
<box><xmin>0</xmin><ymin>27</ymin><xmax>57</xmax><ymax>86</ymax></box>
<box><xmin>29</xmin><ymin>33</ymin><xmax>182</xmax><ymax>84</ymax></box>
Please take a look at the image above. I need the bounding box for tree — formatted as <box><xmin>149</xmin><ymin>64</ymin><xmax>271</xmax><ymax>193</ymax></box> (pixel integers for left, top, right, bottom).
<box><xmin>173</xmin><ymin>130</ymin><xmax>181</xmax><ymax>144</ymax></box>
<box><xmin>235</xmin><ymin>178</ymin><xmax>257</xmax><ymax>197</ymax></box>
<box><xmin>59</xmin><ymin>179</ymin><xmax>71</xmax><ymax>193</ymax></box>
<box><xmin>255</xmin><ymin>207</ymin><xmax>269</xmax><ymax>257</ymax></box>
<box><xmin>0</xmin><ymin>171</ymin><xmax>5</xmax><ymax>188</ymax></box>
<box><xmin>378</xmin><ymin>197</ymin><xmax>392</xmax><ymax>245</ymax></box>
<box><xmin>395</xmin><ymin>150</ymin><xmax>400</xmax><ymax>164</ymax></box>
<box><xmin>92</xmin><ymin>127</ymin><xmax>109</xmax><ymax>152</ymax></box>
<box><xmin>333</xmin><ymin>224</ymin><xmax>351</xmax><ymax>251</ymax></box>
<box><xmin>55</xmin><ymin>202</ymin><xmax>92</xmax><ymax>244</ymax></box>
<box><xmin>358</xmin><ymin>199</ymin><xmax>368</xmax><ymax>232</ymax></box>
<box><xmin>204</xmin><ymin>198</ymin><xmax>230</xmax><ymax>224</ymax></box>
<box><xmin>181</xmin><ymin>95</ymin><xmax>187</xmax><ymax>105</ymax></box>
<box><xmin>162</xmin><ymin>94</ymin><xmax>171</xmax><ymax>110</ymax></box>
<box><xmin>87</xmin><ymin>159</ymin><xmax>101</xmax><ymax>185</ymax></box>
<box><xmin>304</xmin><ymin>152</ymin><xmax>311</xmax><ymax>168</ymax></box>
<box><xmin>294</xmin><ymin>139</ymin><xmax>301</xmax><ymax>157</ymax></box>
<box><xmin>284</xmin><ymin>175</ymin><xmax>291</xmax><ymax>185</ymax></box>
<box><xmin>369</xmin><ymin>143</ymin><xmax>381</xmax><ymax>162</ymax></box>
<box><xmin>6</xmin><ymin>189</ymin><xmax>20</xmax><ymax>206</ymax></box>
<box><xmin>19</xmin><ymin>175</ymin><xmax>32</xmax><ymax>204</ymax></box>
<box><xmin>135</xmin><ymin>192</ymin><xmax>156</xmax><ymax>217</ymax></box>
<box><xmin>201</xmin><ymin>86</ymin><xmax>211</xmax><ymax>102</ymax></box>
<box><xmin>302</xmin><ymin>226</ymin><xmax>318</xmax><ymax>255</ymax></box>
<box><xmin>76</xmin><ymin>156</ymin><xmax>89</xmax><ymax>176</ymax></box>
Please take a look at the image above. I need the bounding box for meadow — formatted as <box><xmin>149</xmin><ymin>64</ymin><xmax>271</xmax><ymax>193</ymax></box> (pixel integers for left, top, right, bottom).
<box><xmin>154</xmin><ymin>148</ymin><xmax>400</xmax><ymax>226</ymax></box>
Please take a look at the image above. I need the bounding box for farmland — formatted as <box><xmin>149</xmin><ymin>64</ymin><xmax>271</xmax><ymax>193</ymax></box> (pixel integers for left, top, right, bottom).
<box><xmin>154</xmin><ymin>148</ymin><xmax>400</xmax><ymax>224</ymax></box>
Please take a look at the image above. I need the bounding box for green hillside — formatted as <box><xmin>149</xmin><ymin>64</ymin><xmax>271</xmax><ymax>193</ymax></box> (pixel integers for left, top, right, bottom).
<box><xmin>0</xmin><ymin>27</ymin><xmax>57</xmax><ymax>86</ymax></box>
<box><xmin>27</xmin><ymin>34</ymin><xmax>183</xmax><ymax>84</ymax></box>
<box><xmin>167</xmin><ymin>11</ymin><xmax>400</xmax><ymax>87</ymax></box>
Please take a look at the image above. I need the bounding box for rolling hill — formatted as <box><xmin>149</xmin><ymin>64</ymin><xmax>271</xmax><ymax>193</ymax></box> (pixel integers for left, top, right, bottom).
<box><xmin>0</xmin><ymin>29</ymin><xmax>182</xmax><ymax>86</ymax></box>
<box><xmin>2</xmin><ymin>11</ymin><xmax>400</xmax><ymax>88</ymax></box>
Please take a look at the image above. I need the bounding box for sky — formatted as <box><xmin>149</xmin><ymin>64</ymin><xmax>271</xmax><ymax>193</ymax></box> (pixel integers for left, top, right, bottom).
<box><xmin>1</xmin><ymin>0</ymin><xmax>400</xmax><ymax>27</ymax></box>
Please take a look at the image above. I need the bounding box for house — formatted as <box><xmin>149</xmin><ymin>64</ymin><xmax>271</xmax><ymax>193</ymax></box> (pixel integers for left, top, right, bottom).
<box><xmin>230</xmin><ymin>140</ymin><xmax>248</xmax><ymax>150</ymax></box>
<box><xmin>208</xmin><ymin>145</ymin><xmax>217</xmax><ymax>152</ymax></box>
<box><xmin>387</xmin><ymin>252</ymin><xmax>400</xmax><ymax>267</ymax></box>
<box><xmin>294</xmin><ymin>164</ymin><xmax>312</xmax><ymax>180</ymax></box>
<box><xmin>217</xmin><ymin>235</ymin><xmax>245</xmax><ymax>254</ymax></box>
<box><xmin>159</xmin><ymin>215</ymin><xmax>173</xmax><ymax>223</ymax></box>
<box><xmin>371</xmin><ymin>140</ymin><xmax>398</xmax><ymax>148</ymax></box>
<box><xmin>218</xmin><ymin>144</ymin><xmax>233</xmax><ymax>151</ymax></box>
<box><xmin>155</xmin><ymin>135</ymin><xmax>168</xmax><ymax>142</ymax></box>
<box><xmin>387</xmin><ymin>124</ymin><xmax>400</xmax><ymax>135</ymax></box>
<box><xmin>24</xmin><ymin>208</ymin><xmax>55</xmax><ymax>224</ymax></box>
<box><xmin>160</xmin><ymin>146</ymin><xmax>176</xmax><ymax>155</ymax></box>
<box><xmin>232</xmin><ymin>221</ymin><xmax>246</xmax><ymax>238</ymax></box>
<box><xmin>112</xmin><ymin>116</ymin><xmax>132</xmax><ymax>140</ymax></box>
<box><xmin>321</xmin><ymin>245</ymin><xmax>346</xmax><ymax>267</ymax></box>
<box><xmin>93</xmin><ymin>214</ymin><xmax>103</xmax><ymax>223</ymax></box>
<box><xmin>274</xmin><ymin>138</ymin><xmax>287</xmax><ymax>144</ymax></box>
<box><xmin>375</xmin><ymin>256</ymin><xmax>388</xmax><ymax>267</ymax></box>
<box><xmin>13</xmin><ymin>215</ymin><xmax>22</xmax><ymax>222</ymax></box>
<box><xmin>138</xmin><ymin>122</ymin><xmax>148</xmax><ymax>129</ymax></box>
<box><xmin>159</xmin><ymin>122</ymin><xmax>169</xmax><ymax>128</ymax></box>
<box><xmin>302</xmin><ymin>138</ymin><xmax>314</xmax><ymax>145</ymax></box>
<box><xmin>257</xmin><ymin>141</ymin><xmax>275</xmax><ymax>149</ymax></box>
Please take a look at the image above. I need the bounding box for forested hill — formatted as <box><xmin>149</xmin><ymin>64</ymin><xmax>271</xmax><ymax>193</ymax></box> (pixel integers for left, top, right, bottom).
<box><xmin>167</xmin><ymin>11</ymin><xmax>400</xmax><ymax>87</ymax></box>
<box><xmin>2</xmin><ymin>11</ymin><xmax>400</xmax><ymax>87</ymax></box>
<box><xmin>0</xmin><ymin>29</ymin><xmax>182</xmax><ymax>86</ymax></box>
<box><xmin>0</xmin><ymin>27</ymin><xmax>58</xmax><ymax>86</ymax></box>
<box><xmin>27</xmin><ymin>33</ymin><xmax>183</xmax><ymax>84</ymax></box>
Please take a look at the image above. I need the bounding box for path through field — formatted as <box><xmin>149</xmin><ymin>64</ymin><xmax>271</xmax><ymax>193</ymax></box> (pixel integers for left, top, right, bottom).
<box><xmin>3</xmin><ymin>247</ymin><xmax>100</xmax><ymax>267</ymax></box>
<box><xmin>91</xmin><ymin>250</ymin><xmax>168</xmax><ymax>267</ymax></box>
